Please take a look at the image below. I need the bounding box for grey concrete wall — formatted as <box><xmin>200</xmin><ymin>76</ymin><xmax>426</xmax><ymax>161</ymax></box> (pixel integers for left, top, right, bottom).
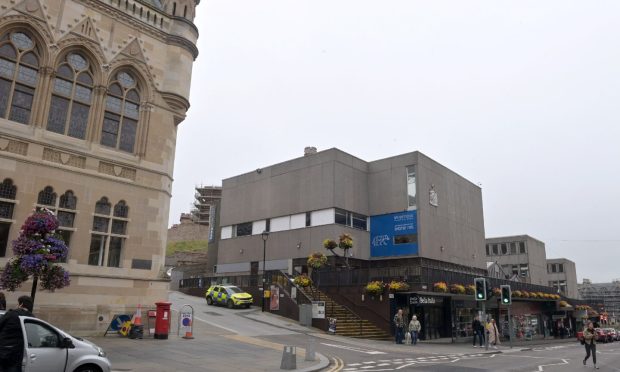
<box><xmin>486</xmin><ymin>235</ymin><xmax>548</xmax><ymax>286</ymax></box>
<box><xmin>217</xmin><ymin>225</ymin><xmax>370</xmax><ymax>265</ymax></box>
<box><xmin>220</xmin><ymin>149</ymin><xmax>369</xmax><ymax>226</ymax></box>
<box><xmin>547</xmin><ymin>258</ymin><xmax>579</xmax><ymax>299</ymax></box>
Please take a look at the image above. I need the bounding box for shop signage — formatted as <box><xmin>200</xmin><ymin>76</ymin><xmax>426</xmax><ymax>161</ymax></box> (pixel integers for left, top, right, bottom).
<box><xmin>370</xmin><ymin>211</ymin><xmax>418</xmax><ymax>257</ymax></box>
<box><xmin>410</xmin><ymin>296</ymin><xmax>443</xmax><ymax>305</ymax></box>
<box><xmin>312</xmin><ymin>301</ymin><xmax>326</xmax><ymax>319</ymax></box>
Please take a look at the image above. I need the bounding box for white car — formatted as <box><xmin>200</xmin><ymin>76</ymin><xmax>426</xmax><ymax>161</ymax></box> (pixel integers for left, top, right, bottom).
<box><xmin>0</xmin><ymin>311</ymin><xmax>112</xmax><ymax>372</ymax></box>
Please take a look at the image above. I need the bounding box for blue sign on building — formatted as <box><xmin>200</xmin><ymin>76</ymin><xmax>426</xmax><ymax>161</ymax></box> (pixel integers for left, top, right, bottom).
<box><xmin>370</xmin><ymin>211</ymin><xmax>418</xmax><ymax>257</ymax></box>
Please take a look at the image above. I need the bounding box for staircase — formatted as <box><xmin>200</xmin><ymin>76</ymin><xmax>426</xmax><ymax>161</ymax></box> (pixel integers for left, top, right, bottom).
<box><xmin>300</xmin><ymin>285</ymin><xmax>391</xmax><ymax>340</ymax></box>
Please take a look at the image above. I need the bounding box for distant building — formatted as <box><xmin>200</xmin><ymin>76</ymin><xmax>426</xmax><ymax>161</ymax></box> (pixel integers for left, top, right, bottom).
<box><xmin>485</xmin><ymin>235</ymin><xmax>548</xmax><ymax>286</ymax></box>
<box><xmin>192</xmin><ymin>186</ymin><xmax>222</xmax><ymax>226</ymax></box>
<box><xmin>578</xmin><ymin>279</ymin><xmax>620</xmax><ymax>323</ymax></box>
<box><xmin>546</xmin><ymin>258</ymin><xmax>578</xmax><ymax>299</ymax></box>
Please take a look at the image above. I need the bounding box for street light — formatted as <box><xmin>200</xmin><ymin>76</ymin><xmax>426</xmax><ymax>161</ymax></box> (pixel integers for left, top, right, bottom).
<box><xmin>261</xmin><ymin>230</ymin><xmax>270</xmax><ymax>312</ymax></box>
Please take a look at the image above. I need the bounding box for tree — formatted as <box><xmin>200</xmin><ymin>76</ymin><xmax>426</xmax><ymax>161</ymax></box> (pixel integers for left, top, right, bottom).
<box><xmin>0</xmin><ymin>209</ymin><xmax>70</xmax><ymax>305</ymax></box>
<box><xmin>323</xmin><ymin>233</ymin><xmax>353</xmax><ymax>269</ymax></box>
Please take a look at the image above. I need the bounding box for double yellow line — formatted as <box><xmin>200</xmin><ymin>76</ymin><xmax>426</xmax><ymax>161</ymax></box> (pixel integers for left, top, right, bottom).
<box><xmin>324</xmin><ymin>356</ymin><xmax>344</xmax><ymax>371</ymax></box>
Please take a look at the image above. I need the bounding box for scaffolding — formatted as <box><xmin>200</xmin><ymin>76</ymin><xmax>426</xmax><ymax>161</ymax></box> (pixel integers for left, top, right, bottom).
<box><xmin>578</xmin><ymin>279</ymin><xmax>620</xmax><ymax>322</ymax></box>
<box><xmin>190</xmin><ymin>185</ymin><xmax>222</xmax><ymax>226</ymax></box>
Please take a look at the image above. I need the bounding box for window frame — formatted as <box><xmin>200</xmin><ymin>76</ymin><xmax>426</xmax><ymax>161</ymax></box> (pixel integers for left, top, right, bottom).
<box><xmin>89</xmin><ymin>198</ymin><xmax>129</xmax><ymax>268</ymax></box>
<box><xmin>100</xmin><ymin>71</ymin><xmax>141</xmax><ymax>153</ymax></box>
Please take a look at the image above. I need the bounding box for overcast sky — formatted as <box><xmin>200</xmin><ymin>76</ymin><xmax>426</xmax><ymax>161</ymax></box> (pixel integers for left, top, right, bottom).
<box><xmin>169</xmin><ymin>1</ymin><xmax>620</xmax><ymax>283</ymax></box>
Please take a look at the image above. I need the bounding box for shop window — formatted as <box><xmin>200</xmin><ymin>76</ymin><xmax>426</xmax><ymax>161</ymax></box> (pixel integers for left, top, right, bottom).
<box><xmin>0</xmin><ymin>31</ymin><xmax>40</xmax><ymax>124</ymax></box>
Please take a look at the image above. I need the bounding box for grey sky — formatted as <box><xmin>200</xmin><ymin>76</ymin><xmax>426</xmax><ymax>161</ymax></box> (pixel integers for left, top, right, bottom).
<box><xmin>170</xmin><ymin>1</ymin><xmax>620</xmax><ymax>283</ymax></box>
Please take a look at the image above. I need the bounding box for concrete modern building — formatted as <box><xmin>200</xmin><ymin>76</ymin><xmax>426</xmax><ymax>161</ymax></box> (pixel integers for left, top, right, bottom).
<box><xmin>485</xmin><ymin>235</ymin><xmax>548</xmax><ymax>286</ymax></box>
<box><xmin>215</xmin><ymin>148</ymin><xmax>486</xmax><ymax>276</ymax></box>
<box><xmin>546</xmin><ymin>258</ymin><xmax>578</xmax><ymax>299</ymax></box>
<box><xmin>0</xmin><ymin>0</ymin><xmax>199</xmax><ymax>332</ymax></box>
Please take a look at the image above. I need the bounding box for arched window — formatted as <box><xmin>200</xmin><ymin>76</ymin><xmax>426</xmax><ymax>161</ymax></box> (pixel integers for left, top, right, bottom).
<box><xmin>0</xmin><ymin>30</ymin><xmax>40</xmax><ymax>124</ymax></box>
<box><xmin>89</xmin><ymin>197</ymin><xmax>128</xmax><ymax>267</ymax></box>
<box><xmin>46</xmin><ymin>52</ymin><xmax>94</xmax><ymax>139</ymax></box>
<box><xmin>37</xmin><ymin>186</ymin><xmax>56</xmax><ymax>206</ymax></box>
<box><xmin>0</xmin><ymin>178</ymin><xmax>17</xmax><ymax>257</ymax></box>
<box><xmin>101</xmin><ymin>71</ymin><xmax>140</xmax><ymax>153</ymax></box>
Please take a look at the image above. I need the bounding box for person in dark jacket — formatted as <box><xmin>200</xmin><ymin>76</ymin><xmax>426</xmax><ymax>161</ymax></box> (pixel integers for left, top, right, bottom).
<box><xmin>0</xmin><ymin>296</ymin><xmax>34</xmax><ymax>372</ymax></box>
<box><xmin>0</xmin><ymin>292</ymin><xmax>6</xmax><ymax>310</ymax></box>
<box><xmin>472</xmin><ymin>316</ymin><xmax>485</xmax><ymax>347</ymax></box>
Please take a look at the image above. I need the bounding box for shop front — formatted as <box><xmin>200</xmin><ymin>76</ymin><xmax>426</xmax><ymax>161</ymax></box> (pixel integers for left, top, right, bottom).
<box><xmin>391</xmin><ymin>293</ymin><xmax>452</xmax><ymax>340</ymax></box>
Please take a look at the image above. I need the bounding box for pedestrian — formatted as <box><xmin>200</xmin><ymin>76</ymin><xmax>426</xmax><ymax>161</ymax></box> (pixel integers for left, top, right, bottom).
<box><xmin>0</xmin><ymin>295</ymin><xmax>34</xmax><ymax>372</ymax></box>
<box><xmin>408</xmin><ymin>315</ymin><xmax>421</xmax><ymax>346</ymax></box>
<box><xmin>472</xmin><ymin>315</ymin><xmax>484</xmax><ymax>347</ymax></box>
<box><xmin>0</xmin><ymin>292</ymin><xmax>5</xmax><ymax>310</ymax></box>
<box><xmin>393</xmin><ymin>308</ymin><xmax>405</xmax><ymax>344</ymax></box>
<box><xmin>583</xmin><ymin>321</ymin><xmax>599</xmax><ymax>369</ymax></box>
<box><xmin>487</xmin><ymin>318</ymin><xmax>501</xmax><ymax>349</ymax></box>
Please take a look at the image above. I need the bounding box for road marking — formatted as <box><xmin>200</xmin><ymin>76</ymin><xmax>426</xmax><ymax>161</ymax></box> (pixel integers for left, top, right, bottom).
<box><xmin>533</xmin><ymin>358</ymin><xmax>569</xmax><ymax>372</ymax></box>
<box><xmin>320</xmin><ymin>343</ymin><xmax>386</xmax><ymax>355</ymax></box>
<box><xmin>395</xmin><ymin>362</ymin><xmax>417</xmax><ymax>370</ymax></box>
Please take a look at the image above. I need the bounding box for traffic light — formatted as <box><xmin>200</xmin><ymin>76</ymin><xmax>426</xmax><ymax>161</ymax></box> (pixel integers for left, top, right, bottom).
<box><xmin>501</xmin><ymin>285</ymin><xmax>512</xmax><ymax>305</ymax></box>
<box><xmin>474</xmin><ymin>278</ymin><xmax>486</xmax><ymax>301</ymax></box>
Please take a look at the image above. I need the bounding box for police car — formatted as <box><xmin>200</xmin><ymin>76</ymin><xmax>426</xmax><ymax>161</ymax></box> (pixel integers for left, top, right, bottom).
<box><xmin>205</xmin><ymin>285</ymin><xmax>253</xmax><ymax>309</ymax></box>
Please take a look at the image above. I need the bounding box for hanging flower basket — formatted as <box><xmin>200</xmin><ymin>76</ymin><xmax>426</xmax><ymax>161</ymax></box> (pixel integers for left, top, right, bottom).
<box><xmin>307</xmin><ymin>252</ymin><xmax>328</xmax><ymax>269</ymax></box>
<box><xmin>365</xmin><ymin>281</ymin><xmax>385</xmax><ymax>296</ymax></box>
<box><xmin>293</xmin><ymin>274</ymin><xmax>312</xmax><ymax>288</ymax></box>
<box><xmin>512</xmin><ymin>290</ymin><xmax>523</xmax><ymax>298</ymax></box>
<box><xmin>493</xmin><ymin>288</ymin><xmax>501</xmax><ymax>297</ymax></box>
<box><xmin>465</xmin><ymin>284</ymin><xmax>476</xmax><ymax>295</ymax></box>
<box><xmin>338</xmin><ymin>234</ymin><xmax>353</xmax><ymax>250</ymax></box>
<box><xmin>450</xmin><ymin>284</ymin><xmax>466</xmax><ymax>294</ymax></box>
<box><xmin>323</xmin><ymin>239</ymin><xmax>337</xmax><ymax>250</ymax></box>
<box><xmin>433</xmin><ymin>281</ymin><xmax>448</xmax><ymax>293</ymax></box>
<box><xmin>559</xmin><ymin>300</ymin><xmax>569</xmax><ymax>308</ymax></box>
<box><xmin>388</xmin><ymin>280</ymin><xmax>410</xmax><ymax>292</ymax></box>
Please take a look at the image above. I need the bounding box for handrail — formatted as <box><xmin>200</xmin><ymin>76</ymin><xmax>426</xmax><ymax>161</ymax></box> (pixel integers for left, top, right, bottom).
<box><xmin>279</xmin><ymin>270</ymin><xmax>313</xmax><ymax>305</ymax></box>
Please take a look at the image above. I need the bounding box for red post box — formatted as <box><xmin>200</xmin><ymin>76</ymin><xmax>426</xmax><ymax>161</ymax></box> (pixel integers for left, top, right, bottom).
<box><xmin>154</xmin><ymin>301</ymin><xmax>172</xmax><ymax>339</ymax></box>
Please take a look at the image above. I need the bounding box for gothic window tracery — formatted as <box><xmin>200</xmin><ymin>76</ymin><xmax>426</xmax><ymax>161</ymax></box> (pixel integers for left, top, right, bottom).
<box><xmin>101</xmin><ymin>71</ymin><xmax>141</xmax><ymax>153</ymax></box>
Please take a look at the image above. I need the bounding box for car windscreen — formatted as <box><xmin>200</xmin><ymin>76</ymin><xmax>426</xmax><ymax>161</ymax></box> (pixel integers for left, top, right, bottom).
<box><xmin>226</xmin><ymin>286</ymin><xmax>244</xmax><ymax>294</ymax></box>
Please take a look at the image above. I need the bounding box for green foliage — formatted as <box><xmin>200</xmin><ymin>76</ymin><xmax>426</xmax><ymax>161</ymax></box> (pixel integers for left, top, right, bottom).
<box><xmin>166</xmin><ymin>240</ymin><xmax>208</xmax><ymax>256</ymax></box>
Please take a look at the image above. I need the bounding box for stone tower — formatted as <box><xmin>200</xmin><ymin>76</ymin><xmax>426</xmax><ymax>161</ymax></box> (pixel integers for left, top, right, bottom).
<box><xmin>0</xmin><ymin>0</ymin><xmax>199</xmax><ymax>333</ymax></box>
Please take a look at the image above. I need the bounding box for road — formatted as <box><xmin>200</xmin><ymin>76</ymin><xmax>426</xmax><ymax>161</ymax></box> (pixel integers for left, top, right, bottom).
<box><xmin>169</xmin><ymin>293</ymin><xmax>620</xmax><ymax>371</ymax></box>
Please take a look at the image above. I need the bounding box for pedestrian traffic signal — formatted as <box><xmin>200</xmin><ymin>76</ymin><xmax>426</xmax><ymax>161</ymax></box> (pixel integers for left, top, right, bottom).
<box><xmin>474</xmin><ymin>278</ymin><xmax>486</xmax><ymax>301</ymax></box>
<box><xmin>501</xmin><ymin>285</ymin><xmax>511</xmax><ymax>305</ymax></box>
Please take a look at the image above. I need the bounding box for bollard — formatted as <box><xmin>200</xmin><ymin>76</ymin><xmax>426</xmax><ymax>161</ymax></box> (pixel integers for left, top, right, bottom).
<box><xmin>305</xmin><ymin>339</ymin><xmax>316</xmax><ymax>362</ymax></box>
<box><xmin>280</xmin><ymin>345</ymin><xmax>297</xmax><ymax>370</ymax></box>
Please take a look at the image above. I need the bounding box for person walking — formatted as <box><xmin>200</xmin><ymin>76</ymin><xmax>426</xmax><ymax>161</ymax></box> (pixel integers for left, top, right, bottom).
<box><xmin>393</xmin><ymin>308</ymin><xmax>405</xmax><ymax>344</ymax></box>
<box><xmin>0</xmin><ymin>296</ymin><xmax>34</xmax><ymax>372</ymax></box>
<box><xmin>487</xmin><ymin>318</ymin><xmax>501</xmax><ymax>349</ymax></box>
<box><xmin>583</xmin><ymin>321</ymin><xmax>599</xmax><ymax>369</ymax></box>
<box><xmin>408</xmin><ymin>315</ymin><xmax>421</xmax><ymax>346</ymax></box>
<box><xmin>0</xmin><ymin>292</ymin><xmax>5</xmax><ymax>310</ymax></box>
<box><xmin>472</xmin><ymin>316</ymin><xmax>484</xmax><ymax>347</ymax></box>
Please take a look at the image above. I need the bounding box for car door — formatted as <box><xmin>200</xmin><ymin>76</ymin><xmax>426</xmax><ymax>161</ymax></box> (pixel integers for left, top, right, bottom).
<box><xmin>22</xmin><ymin>319</ymin><xmax>67</xmax><ymax>372</ymax></box>
<box><xmin>215</xmin><ymin>287</ymin><xmax>224</xmax><ymax>304</ymax></box>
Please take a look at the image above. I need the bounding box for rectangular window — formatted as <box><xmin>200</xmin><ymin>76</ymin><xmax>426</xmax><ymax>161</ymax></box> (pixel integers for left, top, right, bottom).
<box><xmin>101</xmin><ymin>112</ymin><xmax>120</xmax><ymax>148</ymax></box>
<box><xmin>407</xmin><ymin>165</ymin><xmax>416</xmax><ymax>209</ymax></box>
<box><xmin>131</xmin><ymin>259</ymin><xmax>152</xmax><ymax>270</ymax></box>
<box><xmin>57</xmin><ymin>210</ymin><xmax>75</xmax><ymax>228</ymax></box>
<box><xmin>520</xmin><ymin>264</ymin><xmax>529</xmax><ymax>277</ymax></box>
<box><xmin>56</xmin><ymin>229</ymin><xmax>71</xmax><ymax>262</ymax></box>
<box><xmin>111</xmin><ymin>220</ymin><xmax>127</xmax><ymax>235</ymax></box>
<box><xmin>92</xmin><ymin>216</ymin><xmax>109</xmax><ymax>232</ymax></box>
<box><xmin>512</xmin><ymin>265</ymin><xmax>519</xmax><ymax>275</ymax></box>
<box><xmin>334</xmin><ymin>208</ymin><xmax>347</xmax><ymax>226</ymax></box>
<box><xmin>351</xmin><ymin>213</ymin><xmax>367</xmax><ymax>230</ymax></box>
<box><xmin>551</xmin><ymin>264</ymin><xmax>557</xmax><ymax>273</ymax></box>
<box><xmin>500</xmin><ymin>243</ymin><xmax>507</xmax><ymax>255</ymax></box>
<box><xmin>265</xmin><ymin>219</ymin><xmax>271</xmax><ymax>232</ymax></box>
<box><xmin>234</xmin><ymin>222</ymin><xmax>252</xmax><ymax>237</ymax></box>
<box><xmin>0</xmin><ymin>222</ymin><xmax>10</xmax><ymax>257</ymax></box>
<box><xmin>107</xmin><ymin>237</ymin><xmax>123</xmax><ymax>267</ymax></box>
<box><xmin>485</xmin><ymin>245</ymin><xmax>490</xmax><ymax>256</ymax></box>
<box><xmin>9</xmin><ymin>84</ymin><xmax>34</xmax><ymax>124</ymax></box>
<box><xmin>510</xmin><ymin>242</ymin><xmax>517</xmax><ymax>254</ymax></box>
<box><xmin>492</xmin><ymin>244</ymin><xmax>498</xmax><ymax>255</ymax></box>
<box><xmin>46</xmin><ymin>96</ymin><xmax>69</xmax><ymax>134</ymax></box>
<box><xmin>558</xmin><ymin>264</ymin><xmax>564</xmax><ymax>273</ymax></box>
<box><xmin>519</xmin><ymin>241</ymin><xmax>526</xmax><ymax>254</ymax></box>
<box><xmin>0</xmin><ymin>201</ymin><xmax>14</xmax><ymax>219</ymax></box>
<box><xmin>88</xmin><ymin>234</ymin><xmax>106</xmax><ymax>266</ymax></box>
<box><xmin>119</xmin><ymin>118</ymin><xmax>137</xmax><ymax>153</ymax></box>
<box><xmin>67</xmin><ymin>102</ymin><xmax>89</xmax><ymax>139</ymax></box>
<box><xmin>394</xmin><ymin>233</ymin><xmax>417</xmax><ymax>245</ymax></box>
<box><xmin>305</xmin><ymin>212</ymin><xmax>311</xmax><ymax>227</ymax></box>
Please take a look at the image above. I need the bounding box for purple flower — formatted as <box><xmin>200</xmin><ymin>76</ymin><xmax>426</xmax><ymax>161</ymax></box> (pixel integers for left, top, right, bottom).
<box><xmin>12</xmin><ymin>235</ymin><xmax>44</xmax><ymax>256</ymax></box>
<box><xmin>0</xmin><ymin>260</ymin><xmax>28</xmax><ymax>291</ymax></box>
<box><xmin>20</xmin><ymin>254</ymin><xmax>46</xmax><ymax>275</ymax></box>
<box><xmin>40</xmin><ymin>265</ymin><xmax>70</xmax><ymax>291</ymax></box>
<box><xmin>21</xmin><ymin>210</ymin><xmax>59</xmax><ymax>236</ymax></box>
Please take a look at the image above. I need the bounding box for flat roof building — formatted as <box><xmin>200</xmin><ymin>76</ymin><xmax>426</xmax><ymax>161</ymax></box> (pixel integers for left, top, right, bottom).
<box><xmin>485</xmin><ymin>235</ymin><xmax>548</xmax><ymax>286</ymax></box>
<box><xmin>546</xmin><ymin>258</ymin><xmax>578</xmax><ymax>299</ymax></box>
<box><xmin>215</xmin><ymin>148</ymin><xmax>486</xmax><ymax>276</ymax></box>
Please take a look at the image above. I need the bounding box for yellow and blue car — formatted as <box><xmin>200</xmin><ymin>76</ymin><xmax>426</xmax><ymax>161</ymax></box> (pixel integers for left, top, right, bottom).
<box><xmin>205</xmin><ymin>285</ymin><xmax>253</xmax><ymax>309</ymax></box>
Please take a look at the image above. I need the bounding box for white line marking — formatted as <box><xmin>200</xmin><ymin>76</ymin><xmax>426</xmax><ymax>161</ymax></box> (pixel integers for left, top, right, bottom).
<box><xmin>533</xmin><ymin>358</ymin><xmax>569</xmax><ymax>372</ymax></box>
<box><xmin>320</xmin><ymin>343</ymin><xmax>386</xmax><ymax>355</ymax></box>
<box><xmin>395</xmin><ymin>362</ymin><xmax>417</xmax><ymax>369</ymax></box>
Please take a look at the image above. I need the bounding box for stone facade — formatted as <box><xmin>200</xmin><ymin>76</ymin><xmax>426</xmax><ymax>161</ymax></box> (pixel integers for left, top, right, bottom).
<box><xmin>0</xmin><ymin>0</ymin><xmax>199</xmax><ymax>333</ymax></box>
<box><xmin>485</xmin><ymin>235</ymin><xmax>548</xmax><ymax>286</ymax></box>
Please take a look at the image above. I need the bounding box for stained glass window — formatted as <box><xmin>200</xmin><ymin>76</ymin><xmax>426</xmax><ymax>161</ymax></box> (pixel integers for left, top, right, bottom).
<box><xmin>95</xmin><ymin>197</ymin><xmax>111</xmax><ymax>215</ymax></box>
<box><xmin>0</xmin><ymin>31</ymin><xmax>39</xmax><ymax>124</ymax></box>
<box><xmin>0</xmin><ymin>179</ymin><xmax>17</xmax><ymax>199</ymax></box>
<box><xmin>59</xmin><ymin>190</ymin><xmax>77</xmax><ymax>209</ymax></box>
<box><xmin>113</xmin><ymin>201</ymin><xmax>128</xmax><ymax>218</ymax></box>
<box><xmin>101</xmin><ymin>72</ymin><xmax>140</xmax><ymax>153</ymax></box>
<box><xmin>46</xmin><ymin>52</ymin><xmax>93</xmax><ymax>139</ymax></box>
<box><xmin>37</xmin><ymin>186</ymin><xmax>56</xmax><ymax>206</ymax></box>
<box><xmin>90</xmin><ymin>198</ymin><xmax>129</xmax><ymax>267</ymax></box>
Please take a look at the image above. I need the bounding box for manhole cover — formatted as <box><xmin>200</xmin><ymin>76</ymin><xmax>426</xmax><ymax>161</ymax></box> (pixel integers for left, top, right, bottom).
<box><xmin>204</xmin><ymin>311</ymin><xmax>222</xmax><ymax>316</ymax></box>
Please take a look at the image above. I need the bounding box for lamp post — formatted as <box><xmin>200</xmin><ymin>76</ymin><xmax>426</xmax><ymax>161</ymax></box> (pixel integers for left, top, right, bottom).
<box><xmin>261</xmin><ymin>230</ymin><xmax>270</xmax><ymax>312</ymax></box>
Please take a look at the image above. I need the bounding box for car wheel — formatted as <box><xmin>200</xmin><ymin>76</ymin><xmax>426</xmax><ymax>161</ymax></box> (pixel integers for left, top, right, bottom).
<box><xmin>227</xmin><ymin>300</ymin><xmax>234</xmax><ymax>309</ymax></box>
<box><xmin>206</xmin><ymin>297</ymin><xmax>213</xmax><ymax>305</ymax></box>
<box><xmin>74</xmin><ymin>364</ymin><xmax>102</xmax><ymax>372</ymax></box>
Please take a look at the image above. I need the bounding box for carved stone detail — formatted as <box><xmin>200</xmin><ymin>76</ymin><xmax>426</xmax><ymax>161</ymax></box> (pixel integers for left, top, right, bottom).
<box><xmin>0</xmin><ymin>138</ymin><xmax>29</xmax><ymax>156</ymax></box>
<box><xmin>42</xmin><ymin>147</ymin><xmax>86</xmax><ymax>168</ymax></box>
<box><xmin>99</xmin><ymin>161</ymin><xmax>136</xmax><ymax>181</ymax></box>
